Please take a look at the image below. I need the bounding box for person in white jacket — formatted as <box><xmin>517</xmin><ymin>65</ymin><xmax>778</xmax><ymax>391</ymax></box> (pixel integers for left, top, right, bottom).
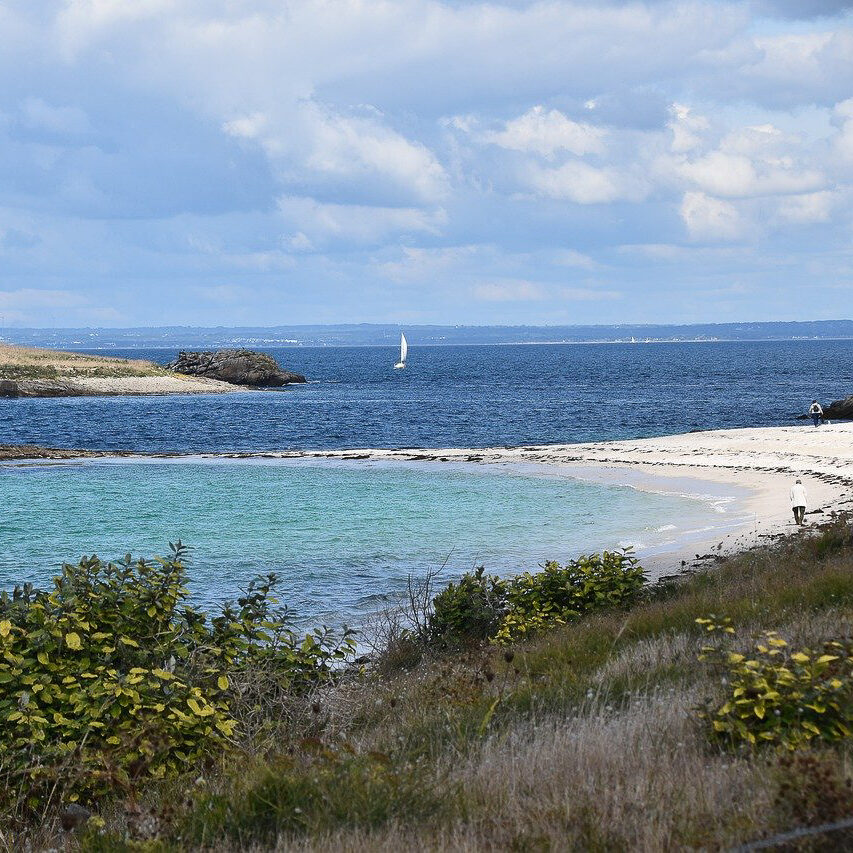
<box><xmin>790</xmin><ymin>478</ymin><xmax>807</xmax><ymax>525</ymax></box>
<box><xmin>808</xmin><ymin>400</ymin><xmax>823</xmax><ymax>427</ymax></box>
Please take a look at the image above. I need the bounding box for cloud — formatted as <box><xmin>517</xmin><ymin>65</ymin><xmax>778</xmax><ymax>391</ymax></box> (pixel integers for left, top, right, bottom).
<box><xmin>680</xmin><ymin>191</ymin><xmax>749</xmax><ymax>241</ymax></box>
<box><xmin>526</xmin><ymin>160</ymin><xmax>648</xmax><ymax>204</ymax></box>
<box><xmin>774</xmin><ymin>190</ymin><xmax>837</xmax><ymax>223</ymax></box>
<box><xmin>0</xmin><ymin>0</ymin><xmax>851</xmax><ymax>325</ymax></box>
<box><xmin>225</xmin><ymin>103</ymin><xmax>449</xmax><ymax>206</ymax></box>
<box><xmin>676</xmin><ymin>148</ymin><xmax>824</xmax><ymax>198</ymax></box>
<box><xmin>483</xmin><ymin>106</ymin><xmax>605</xmax><ymax>158</ymax></box>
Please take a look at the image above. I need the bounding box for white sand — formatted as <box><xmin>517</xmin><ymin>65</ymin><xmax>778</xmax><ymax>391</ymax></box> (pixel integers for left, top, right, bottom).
<box><xmin>71</xmin><ymin>375</ymin><xmax>242</xmax><ymax>395</ymax></box>
<box><xmin>247</xmin><ymin>423</ymin><xmax>853</xmax><ymax>575</ymax></box>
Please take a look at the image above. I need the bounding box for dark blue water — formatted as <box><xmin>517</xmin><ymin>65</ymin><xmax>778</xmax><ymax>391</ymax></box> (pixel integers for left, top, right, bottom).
<box><xmin>1</xmin><ymin>341</ymin><xmax>851</xmax><ymax>453</ymax></box>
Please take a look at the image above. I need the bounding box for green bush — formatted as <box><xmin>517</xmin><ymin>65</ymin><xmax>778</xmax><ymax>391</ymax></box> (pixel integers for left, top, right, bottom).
<box><xmin>494</xmin><ymin>550</ymin><xmax>646</xmax><ymax>644</ymax></box>
<box><xmin>0</xmin><ymin>544</ymin><xmax>355</xmax><ymax>814</ymax></box>
<box><xmin>427</xmin><ymin>551</ymin><xmax>646</xmax><ymax>647</ymax></box>
<box><xmin>697</xmin><ymin>621</ymin><xmax>853</xmax><ymax>749</ymax></box>
<box><xmin>429</xmin><ymin>566</ymin><xmax>507</xmax><ymax>648</ymax></box>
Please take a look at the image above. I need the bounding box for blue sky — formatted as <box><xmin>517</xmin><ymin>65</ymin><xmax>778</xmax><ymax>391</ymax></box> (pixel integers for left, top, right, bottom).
<box><xmin>0</xmin><ymin>0</ymin><xmax>852</xmax><ymax>328</ymax></box>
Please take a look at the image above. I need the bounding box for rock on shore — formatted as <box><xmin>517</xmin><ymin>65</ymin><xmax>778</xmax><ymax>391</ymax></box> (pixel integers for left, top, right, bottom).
<box><xmin>0</xmin><ymin>379</ymin><xmax>87</xmax><ymax>398</ymax></box>
<box><xmin>166</xmin><ymin>349</ymin><xmax>306</xmax><ymax>387</ymax></box>
<box><xmin>824</xmin><ymin>395</ymin><xmax>853</xmax><ymax>420</ymax></box>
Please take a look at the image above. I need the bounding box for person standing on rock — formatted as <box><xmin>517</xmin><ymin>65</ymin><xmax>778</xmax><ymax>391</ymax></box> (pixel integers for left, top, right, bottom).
<box><xmin>790</xmin><ymin>478</ymin><xmax>807</xmax><ymax>525</ymax></box>
<box><xmin>808</xmin><ymin>400</ymin><xmax>823</xmax><ymax>427</ymax></box>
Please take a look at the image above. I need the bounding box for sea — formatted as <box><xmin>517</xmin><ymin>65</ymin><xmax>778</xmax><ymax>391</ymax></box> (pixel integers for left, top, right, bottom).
<box><xmin>1</xmin><ymin>339</ymin><xmax>850</xmax><ymax>627</ymax></box>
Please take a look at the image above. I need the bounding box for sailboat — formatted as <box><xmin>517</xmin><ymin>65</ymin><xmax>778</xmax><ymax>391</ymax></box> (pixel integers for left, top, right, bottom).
<box><xmin>394</xmin><ymin>333</ymin><xmax>408</xmax><ymax>369</ymax></box>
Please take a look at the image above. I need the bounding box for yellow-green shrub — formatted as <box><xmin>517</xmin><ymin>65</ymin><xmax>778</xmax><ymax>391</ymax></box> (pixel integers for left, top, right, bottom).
<box><xmin>0</xmin><ymin>544</ymin><xmax>355</xmax><ymax>812</ymax></box>
<box><xmin>494</xmin><ymin>550</ymin><xmax>646</xmax><ymax>644</ymax></box>
<box><xmin>697</xmin><ymin>620</ymin><xmax>853</xmax><ymax>749</ymax></box>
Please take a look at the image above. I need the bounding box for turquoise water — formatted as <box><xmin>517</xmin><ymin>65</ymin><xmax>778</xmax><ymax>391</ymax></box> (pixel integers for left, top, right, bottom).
<box><xmin>1</xmin><ymin>458</ymin><xmax>733</xmax><ymax>627</ymax></box>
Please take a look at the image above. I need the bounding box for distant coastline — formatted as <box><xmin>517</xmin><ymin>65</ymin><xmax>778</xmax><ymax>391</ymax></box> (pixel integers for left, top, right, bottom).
<box><xmin>2</xmin><ymin>318</ymin><xmax>852</xmax><ymax>350</ymax></box>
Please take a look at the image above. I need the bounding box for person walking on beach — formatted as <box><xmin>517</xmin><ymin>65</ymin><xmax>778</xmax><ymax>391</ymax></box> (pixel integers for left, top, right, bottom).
<box><xmin>790</xmin><ymin>478</ymin><xmax>807</xmax><ymax>525</ymax></box>
<box><xmin>809</xmin><ymin>400</ymin><xmax>823</xmax><ymax>427</ymax></box>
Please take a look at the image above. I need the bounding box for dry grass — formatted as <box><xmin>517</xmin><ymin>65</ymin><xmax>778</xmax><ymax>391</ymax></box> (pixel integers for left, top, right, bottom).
<box><xmin>16</xmin><ymin>519</ymin><xmax>852</xmax><ymax>851</ymax></box>
<box><xmin>0</xmin><ymin>342</ymin><xmax>164</xmax><ymax>380</ymax></box>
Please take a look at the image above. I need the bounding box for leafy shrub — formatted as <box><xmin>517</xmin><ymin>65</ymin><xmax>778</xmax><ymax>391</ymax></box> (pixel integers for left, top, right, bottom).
<box><xmin>426</xmin><ymin>551</ymin><xmax>645</xmax><ymax>647</ymax></box>
<box><xmin>0</xmin><ymin>544</ymin><xmax>355</xmax><ymax>814</ymax></box>
<box><xmin>429</xmin><ymin>566</ymin><xmax>508</xmax><ymax>648</ymax></box>
<box><xmin>697</xmin><ymin>621</ymin><xmax>853</xmax><ymax>749</ymax></box>
<box><xmin>494</xmin><ymin>550</ymin><xmax>646</xmax><ymax>644</ymax></box>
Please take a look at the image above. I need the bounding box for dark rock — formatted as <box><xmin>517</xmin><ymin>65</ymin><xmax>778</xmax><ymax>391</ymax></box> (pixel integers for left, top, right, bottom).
<box><xmin>166</xmin><ymin>349</ymin><xmax>306</xmax><ymax>387</ymax></box>
<box><xmin>17</xmin><ymin>380</ymin><xmax>86</xmax><ymax>397</ymax></box>
<box><xmin>0</xmin><ymin>380</ymin><xmax>18</xmax><ymax>397</ymax></box>
<box><xmin>60</xmin><ymin>802</ymin><xmax>92</xmax><ymax>831</ymax></box>
<box><xmin>824</xmin><ymin>395</ymin><xmax>853</xmax><ymax>420</ymax></box>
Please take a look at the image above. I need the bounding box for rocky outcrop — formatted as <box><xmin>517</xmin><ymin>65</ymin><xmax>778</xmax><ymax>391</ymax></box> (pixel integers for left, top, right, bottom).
<box><xmin>166</xmin><ymin>349</ymin><xmax>306</xmax><ymax>387</ymax></box>
<box><xmin>824</xmin><ymin>395</ymin><xmax>853</xmax><ymax>420</ymax></box>
<box><xmin>0</xmin><ymin>379</ymin><xmax>88</xmax><ymax>397</ymax></box>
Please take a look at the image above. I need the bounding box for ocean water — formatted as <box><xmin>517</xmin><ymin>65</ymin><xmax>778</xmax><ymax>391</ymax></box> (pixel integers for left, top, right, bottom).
<box><xmin>1</xmin><ymin>339</ymin><xmax>846</xmax><ymax>623</ymax></box>
<box><xmin>1</xmin><ymin>340</ymin><xmax>851</xmax><ymax>453</ymax></box>
<box><xmin>0</xmin><ymin>457</ymin><xmax>737</xmax><ymax>625</ymax></box>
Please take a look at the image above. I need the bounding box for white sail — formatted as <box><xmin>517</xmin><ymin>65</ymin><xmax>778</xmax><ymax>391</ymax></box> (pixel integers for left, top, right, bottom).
<box><xmin>394</xmin><ymin>332</ymin><xmax>407</xmax><ymax>369</ymax></box>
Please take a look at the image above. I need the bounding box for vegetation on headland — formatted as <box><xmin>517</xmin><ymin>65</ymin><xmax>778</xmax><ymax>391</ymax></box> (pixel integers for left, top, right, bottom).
<box><xmin>0</xmin><ymin>343</ymin><xmax>166</xmax><ymax>381</ymax></box>
<box><xmin>2</xmin><ymin>520</ymin><xmax>852</xmax><ymax>851</ymax></box>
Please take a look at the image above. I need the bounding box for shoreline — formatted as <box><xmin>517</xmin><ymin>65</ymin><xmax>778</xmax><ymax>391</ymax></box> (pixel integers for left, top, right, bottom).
<box><xmin>2</xmin><ymin>375</ymin><xmax>245</xmax><ymax>397</ymax></box>
<box><xmin>4</xmin><ymin>423</ymin><xmax>852</xmax><ymax>577</ymax></box>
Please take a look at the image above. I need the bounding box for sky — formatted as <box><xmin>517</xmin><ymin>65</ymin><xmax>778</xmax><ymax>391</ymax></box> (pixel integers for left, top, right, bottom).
<box><xmin>0</xmin><ymin>0</ymin><xmax>852</xmax><ymax>328</ymax></box>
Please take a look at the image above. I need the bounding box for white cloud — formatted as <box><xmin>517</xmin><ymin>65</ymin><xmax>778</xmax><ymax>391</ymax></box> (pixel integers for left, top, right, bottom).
<box><xmin>775</xmin><ymin>190</ymin><xmax>837</xmax><ymax>223</ymax></box>
<box><xmin>677</xmin><ymin>149</ymin><xmax>824</xmax><ymax>197</ymax></box>
<box><xmin>526</xmin><ymin>160</ymin><xmax>647</xmax><ymax>204</ymax></box>
<box><xmin>223</xmin><ymin>103</ymin><xmax>449</xmax><ymax>205</ymax></box>
<box><xmin>483</xmin><ymin>106</ymin><xmax>605</xmax><ymax>158</ymax></box>
<box><xmin>680</xmin><ymin>191</ymin><xmax>748</xmax><ymax>241</ymax></box>
<box><xmin>668</xmin><ymin>103</ymin><xmax>710</xmax><ymax>154</ymax></box>
<box><xmin>0</xmin><ymin>0</ymin><xmax>852</xmax><ymax>323</ymax></box>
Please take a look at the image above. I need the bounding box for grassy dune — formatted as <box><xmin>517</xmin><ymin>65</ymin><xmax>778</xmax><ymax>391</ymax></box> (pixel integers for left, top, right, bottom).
<box><xmin>3</xmin><ymin>521</ymin><xmax>850</xmax><ymax>849</ymax></box>
<box><xmin>0</xmin><ymin>343</ymin><xmax>165</xmax><ymax>381</ymax></box>
<box><xmin>39</xmin><ymin>521</ymin><xmax>847</xmax><ymax>852</ymax></box>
